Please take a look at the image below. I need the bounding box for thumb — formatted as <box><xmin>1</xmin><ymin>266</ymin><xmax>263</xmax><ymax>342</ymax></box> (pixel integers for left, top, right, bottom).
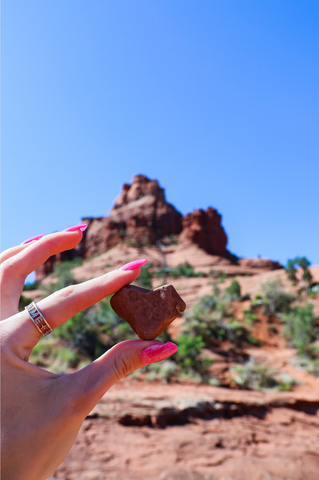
<box><xmin>70</xmin><ymin>339</ymin><xmax>178</xmax><ymax>415</ymax></box>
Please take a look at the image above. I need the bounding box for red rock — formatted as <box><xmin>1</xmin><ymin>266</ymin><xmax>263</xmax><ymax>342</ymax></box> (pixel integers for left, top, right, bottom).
<box><xmin>179</xmin><ymin>207</ymin><xmax>228</xmax><ymax>256</ymax></box>
<box><xmin>81</xmin><ymin>175</ymin><xmax>183</xmax><ymax>258</ymax></box>
<box><xmin>110</xmin><ymin>284</ymin><xmax>186</xmax><ymax>340</ymax></box>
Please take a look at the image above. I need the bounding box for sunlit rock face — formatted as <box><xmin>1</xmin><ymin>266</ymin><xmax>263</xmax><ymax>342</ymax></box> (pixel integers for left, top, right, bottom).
<box><xmin>35</xmin><ymin>174</ymin><xmax>233</xmax><ymax>279</ymax></box>
<box><xmin>81</xmin><ymin>175</ymin><xmax>184</xmax><ymax>258</ymax></box>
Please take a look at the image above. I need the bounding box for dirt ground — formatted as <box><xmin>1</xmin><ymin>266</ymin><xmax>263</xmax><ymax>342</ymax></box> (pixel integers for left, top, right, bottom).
<box><xmin>51</xmin><ymin>409</ymin><xmax>319</xmax><ymax>480</ymax></box>
<box><xmin>50</xmin><ymin>379</ymin><xmax>319</xmax><ymax>480</ymax></box>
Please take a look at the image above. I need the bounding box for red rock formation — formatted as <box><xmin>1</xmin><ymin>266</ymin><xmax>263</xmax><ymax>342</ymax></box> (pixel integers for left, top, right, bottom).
<box><xmin>179</xmin><ymin>207</ymin><xmax>228</xmax><ymax>256</ymax></box>
<box><xmin>36</xmin><ymin>175</ymin><xmax>233</xmax><ymax>280</ymax></box>
<box><xmin>80</xmin><ymin>175</ymin><xmax>183</xmax><ymax>258</ymax></box>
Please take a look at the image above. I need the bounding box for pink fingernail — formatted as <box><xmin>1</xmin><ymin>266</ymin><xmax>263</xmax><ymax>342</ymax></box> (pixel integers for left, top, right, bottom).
<box><xmin>64</xmin><ymin>224</ymin><xmax>88</xmax><ymax>233</ymax></box>
<box><xmin>21</xmin><ymin>234</ymin><xmax>44</xmax><ymax>245</ymax></box>
<box><xmin>119</xmin><ymin>259</ymin><xmax>147</xmax><ymax>271</ymax></box>
<box><xmin>141</xmin><ymin>342</ymin><xmax>178</xmax><ymax>365</ymax></box>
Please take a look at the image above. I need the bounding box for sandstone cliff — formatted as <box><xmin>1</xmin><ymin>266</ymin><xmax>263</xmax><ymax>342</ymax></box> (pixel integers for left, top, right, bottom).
<box><xmin>80</xmin><ymin>175</ymin><xmax>184</xmax><ymax>258</ymax></box>
<box><xmin>36</xmin><ymin>175</ymin><xmax>234</xmax><ymax>279</ymax></box>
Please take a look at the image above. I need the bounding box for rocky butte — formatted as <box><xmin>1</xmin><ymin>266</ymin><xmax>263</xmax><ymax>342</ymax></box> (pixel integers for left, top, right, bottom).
<box><xmin>36</xmin><ymin>174</ymin><xmax>281</xmax><ymax>278</ymax></box>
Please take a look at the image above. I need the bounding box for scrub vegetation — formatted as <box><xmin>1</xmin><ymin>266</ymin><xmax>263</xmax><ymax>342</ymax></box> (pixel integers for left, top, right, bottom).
<box><xmin>27</xmin><ymin>258</ymin><xmax>319</xmax><ymax>389</ymax></box>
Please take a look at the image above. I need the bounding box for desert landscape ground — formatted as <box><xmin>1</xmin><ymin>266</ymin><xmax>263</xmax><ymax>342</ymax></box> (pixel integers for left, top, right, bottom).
<box><xmin>22</xmin><ymin>176</ymin><xmax>319</xmax><ymax>480</ymax></box>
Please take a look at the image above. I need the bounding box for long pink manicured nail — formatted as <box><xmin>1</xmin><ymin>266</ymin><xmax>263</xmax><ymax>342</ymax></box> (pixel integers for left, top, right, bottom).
<box><xmin>119</xmin><ymin>259</ymin><xmax>147</xmax><ymax>271</ymax></box>
<box><xmin>64</xmin><ymin>224</ymin><xmax>88</xmax><ymax>233</ymax></box>
<box><xmin>21</xmin><ymin>234</ymin><xmax>44</xmax><ymax>245</ymax></box>
<box><xmin>141</xmin><ymin>342</ymin><xmax>178</xmax><ymax>364</ymax></box>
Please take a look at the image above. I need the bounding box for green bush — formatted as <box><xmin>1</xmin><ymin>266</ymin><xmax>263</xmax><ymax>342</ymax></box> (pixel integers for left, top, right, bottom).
<box><xmin>134</xmin><ymin>333</ymin><xmax>214</xmax><ymax>384</ymax></box>
<box><xmin>181</xmin><ymin>291</ymin><xmax>253</xmax><ymax>348</ymax></box>
<box><xmin>29</xmin><ymin>337</ymin><xmax>79</xmax><ymax>374</ymax></box>
<box><xmin>225</xmin><ymin>280</ymin><xmax>241</xmax><ymax>301</ymax></box>
<box><xmin>282</xmin><ymin>303</ymin><xmax>318</xmax><ymax>354</ymax></box>
<box><xmin>230</xmin><ymin>358</ymin><xmax>278</xmax><ymax>391</ymax></box>
<box><xmin>142</xmin><ymin>360</ymin><xmax>178</xmax><ymax>383</ymax></box>
<box><xmin>169</xmin><ymin>262</ymin><xmax>206</xmax><ymax>278</ymax></box>
<box><xmin>293</xmin><ymin>355</ymin><xmax>319</xmax><ymax>377</ymax></box>
<box><xmin>209</xmin><ymin>270</ymin><xmax>227</xmax><ymax>282</ymax></box>
<box><xmin>259</xmin><ymin>278</ymin><xmax>295</xmax><ymax>315</ymax></box>
<box><xmin>54</xmin><ymin>298</ymin><xmax>136</xmax><ymax>359</ymax></box>
<box><xmin>307</xmin><ymin>359</ymin><xmax>319</xmax><ymax>376</ymax></box>
<box><xmin>243</xmin><ymin>310</ymin><xmax>258</xmax><ymax>326</ymax></box>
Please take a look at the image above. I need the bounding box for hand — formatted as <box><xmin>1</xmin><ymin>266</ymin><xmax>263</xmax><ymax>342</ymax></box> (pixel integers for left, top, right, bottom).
<box><xmin>1</xmin><ymin>228</ymin><xmax>177</xmax><ymax>480</ymax></box>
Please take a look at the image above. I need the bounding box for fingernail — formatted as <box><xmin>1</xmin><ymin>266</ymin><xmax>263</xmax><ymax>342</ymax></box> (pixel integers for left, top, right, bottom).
<box><xmin>119</xmin><ymin>259</ymin><xmax>147</xmax><ymax>271</ymax></box>
<box><xmin>64</xmin><ymin>224</ymin><xmax>88</xmax><ymax>233</ymax></box>
<box><xmin>21</xmin><ymin>234</ymin><xmax>44</xmax><ymax>245</ymax></box>
<box><xmin>141</xmin><ymin>342</ymin><xmax>178</xmax><ymax>365</ymax></box>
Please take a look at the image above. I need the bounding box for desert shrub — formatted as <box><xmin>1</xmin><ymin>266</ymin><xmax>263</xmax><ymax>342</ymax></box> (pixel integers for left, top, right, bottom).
<box><xmin>243</xmin><ymin>310</ymin><xmax>258</xmax><ymax>326</ymax></box>
<box><xmin>30</xmin><ymin>337</ymin><xmax>79</xmax><ymax>374</ymax></box>
<box><xmin>230</xmin><ymin>358</ymin><xmax>278</xmax><ymax>391</ymax></box>
<box><xmin>143</xmin><ymin>360</ymin><xmax>178</xmax><ymax>383</ymax></box>
<box><xmin>293</xmin><ymin>355</ymin><xmax>319</xmax><ymax>377</ymax></box>
<box><xmin>258</xmin><ymin>278</ymin><xmax>295</xmax><ymax>315</ymax></box>
<box><xmin>209</xmin><ymin>270</ymin><xmax>227</xmax><ymax>282</ymax></box>
<box><xmin>274</xmin><ymin>373</ymin><xmax>297</xmax><ymax>391</ymax></box>
<box><xmin>53</xmin><ymin>309</ymin><xmax>104</xmax><ymax>359</ymax></box>
<box><xmin>181</xmin><ymin>289</ymin><xmax>255</xmax><ymax>348</ymax></box>
<box><xmin>54</xmin><ymin>298</ymin><xmax>136</xmax><ymax>359</ymax></box>
<box><xmin>225</xmin><ymin>280</ymin><xmax>241</xmax><ymax>301</ymax></box>
<box><xmin>169</xmin><ymin>262</ymin><xmax>205</xmax><ymax>278</ymax></box>
<box><xmin>307</xmin><ymin>359</ymin><xmax>319</xmax><ymax>377</ymax></box>
<box><xmin>175</xmin><ymin>335</ymin><xmax>206</xmax><ymax>370</ymax></box>
<box><xmin>282</xmin><ymin>303</ymin><xmax>318</xmax><ymax>355</ymax></box>
<box><xmin>135</xmin><ymin>334</ymin><xmax>213</xmax><ymax>384</ymax></box>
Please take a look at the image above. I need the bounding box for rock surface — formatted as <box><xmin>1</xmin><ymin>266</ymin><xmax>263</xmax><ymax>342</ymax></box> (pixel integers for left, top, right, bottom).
<box><xmin>81</xmin><ymin>175</ymin><xmax>184</xmax><ymax>258</ymax></box>
<box><xmin>110</xmin><ymin>284</ymin><xmax>186</xmax><ymax>340</ymax></box>
<box><xmin>179</xmin><ymin>207</ymin><xmax>229</xmax><ymax>257</ymax></box>
<box><xmin>51</xmin><ymin>379</ymin><xmax>319</xmax><ymax>480</ymax></box>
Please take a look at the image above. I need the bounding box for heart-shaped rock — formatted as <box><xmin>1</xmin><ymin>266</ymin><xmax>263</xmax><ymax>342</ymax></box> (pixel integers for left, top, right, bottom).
<box><xmin>110</xmin><ymin>284</ymin><xmax>186</xmax><ymax>340</ymax></box>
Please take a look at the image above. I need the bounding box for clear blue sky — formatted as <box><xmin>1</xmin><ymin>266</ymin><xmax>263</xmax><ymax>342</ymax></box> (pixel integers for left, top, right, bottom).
<box><xmin>2</xmin><ymin>0</ymin><xmax>319</xmax><ymax>266</ymax></box>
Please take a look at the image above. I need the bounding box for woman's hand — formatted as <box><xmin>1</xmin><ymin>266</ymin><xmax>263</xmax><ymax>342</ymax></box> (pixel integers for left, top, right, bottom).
<box><xmin>1</xmin><ymin>228</ymin><xmax>177</xmax><ymax>480</ymax></box>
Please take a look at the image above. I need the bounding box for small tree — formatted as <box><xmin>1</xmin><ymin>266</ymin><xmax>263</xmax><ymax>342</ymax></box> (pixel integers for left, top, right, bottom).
<box><xmin>285</xmin><ymin>257</ymin><xmax>312</xmax><ymax>293</ymax></box>
<box><xmin>285</xmin><ymin>259</ymin><xmax>297</xmax><ymax>284</ymax></box>
<box><xmin>298</xmin><ymin>257</ymin><xmax>312</xmax><ymax>293</ymax></box>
